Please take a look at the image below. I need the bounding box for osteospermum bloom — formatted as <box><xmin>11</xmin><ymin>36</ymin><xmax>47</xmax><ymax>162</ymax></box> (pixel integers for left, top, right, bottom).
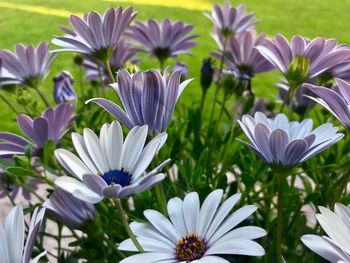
<box><xmin>213</xmin><ymin>30</ymin><xmax>274</xmax><ymax>76</ymax></box>
<box><xmin>204</xmin><ymin>1</ymin><xmax>257</xmax><ymax>37</ymax></box>
<box><xmin>83</xmin><ymin>41</ymin><xmax>138</xmax><ymax>84</ymax></box>
<box><xmin>256</xmin><ymin>35</ymin><xmax>350</xmax><ymax>81</ymax></box>
<box><xmin>0</xmin><ymin>103</ymin><xmax>75</xmax><ymax>158</ymax></box>
<box><xmin>237</xmin><ymin>112</ymin><xmax>343</xmax><ymax>171</ymax></box>
<box><xmin>53</xmin><ymin>71</ymin><xmax>76</xmax><ymax>104</ymax></box>
<box><xmin>44</xmin><ymin>188</ymin><xmax>95</xmax><ymax>229</ymax></box>
<box><xmin>87</xmin><ymin>69</ymin><xmax>193</xmax><ymax>134</ymax></box>
<box><xmin>0</xmin><ymin>205</ymin><xmax>46</xmax><ymax>263</ymax></box>
<box><xmin>54</xmin><ymin>121</ymin><xmax>169</xmax><ymax>203</ymax></box>
<box><xmin>304</xmin><ymin>78</ymin><xmax>350</xmax><ymax>128</ymax></box>
<box><xmin>119</xmin><ymin>189</ymin><xmax>266</xmax><ymax>262</ymax></box>
<box><xmin>0</xmin><ymin>43</ymin><xmax>56</xmax><ymax>87</ymax></box>
<box><xmin>126</xmin><ymin>19</ymin><xmax>196</xmax><ymax>65</ymax></box>
<box><xmin>52</xmin><ymin>7</ymin><xmax>136</xmax><ymax>60</ymax></box>
<box><xmin>301</xmin><ymin>203</ymin><xmax>350</xmax><ymax>262</ymax></box>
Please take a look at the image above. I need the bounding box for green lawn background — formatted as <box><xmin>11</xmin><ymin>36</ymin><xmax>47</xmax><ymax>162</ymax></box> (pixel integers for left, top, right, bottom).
<box><xmin>0</xmin><ymin>0</ymin><xmax>349</xmax><ymax>133</ymax></box>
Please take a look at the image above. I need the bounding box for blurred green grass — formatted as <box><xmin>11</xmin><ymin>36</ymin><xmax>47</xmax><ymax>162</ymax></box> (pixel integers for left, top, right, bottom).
<box><xmin>0</xmin><ymin>0</ymin><xmax>349</xmax><ymax>133</ymax></box>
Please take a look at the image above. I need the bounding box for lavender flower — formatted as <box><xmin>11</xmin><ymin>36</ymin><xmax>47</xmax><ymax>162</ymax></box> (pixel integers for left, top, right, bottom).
<box><xmin>238</xmin><ymin>112</ymin><xmax>343</xmax><ymax>171</ymax></box>
<box><xmin>256</xmin><ymin>35</ymin><xmax>350</xmax><ymax>83</ymax></box>
<box><xmin>119</xmin><ymin>190</ymin><xmax>266</xmax><ymax>262</ymax></box>
<box><xmin>0</xmin><ymin>103</ymin><xmax>75</xmax><ymax>158</ymax></box>
<box><xmin>83</xmin><ymin>42</ymin><xmax>138</xmax><ymax>85</ymax></box>
<box><xmin>53</xmin><ymin>71</ymin><xmax>76</xmax><ymax>104</ymax></box>
<box><xmin>205</xmin><ymin>1</ymin><xmax>257</xmax><ymax>37</ymax></box>
<box><xmin>44</xmin><ymin>188</ymin><xmax>95</xmax><ymax>229</ymax></box>
<box><xmin>0</xmin><ymin>43</ymin><xmax>56</xmax><ymax>87</ymax></box>
<box><xmin>213</xmin><ymin>30</ymin><xmax>274</xmax><ymax>76</ymax></box>
<box><xmin>301</xmin><ymin>203</ymin><xmax>350</xmax><ymax>262</ymax></box>
<box><xmin>52</xmin><ymin>7</ymin><xmax>136</xmax><ymax>60</ymax></box>
<box><xmin>304</xmin><ymin>78</ymin><xmax>350</xmax><ymax>128</ymax></box>
<box><xmin>0</xmin><ymin>205</ymin><xmax>46</xmax><ymax>263</ymax></box>
<box><xmin>54</xmin><ymin>121</ymin><xmax>169</xmax><ymax>203</ymax></box>
<box><xmin>126</xmin><ymin>19</ymin><xmax>196</xmax><ymax>65</ymax></box>
<box><xmin>87</xmin><ymin>69</ymin><xmax>193</xmax><ymax>134</ymax></box>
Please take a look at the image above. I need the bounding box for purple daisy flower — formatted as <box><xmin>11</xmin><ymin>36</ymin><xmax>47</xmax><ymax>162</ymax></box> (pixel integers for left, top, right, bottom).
<box><xmin>256</xmin><ymin>35</ymin><xmax>350</xmax><ymax>81</ymax></box>
<box><xmin>303</xmin><ymin>78</ymin><xmax>350</xmax><ymax>128</ymax></box>
<box><xmin>238</xmin><ymin>112</ymin><xmax>343</xmax><ymax>171</ymax></box>
<box><xmin>53</xmin><ymin>71</ymin><xmax>76</xmax><ymax>104</ymax></box>
<box><xmin>54</xmin><ymin>121</ymin><xmax>169</xmax><ymax>203</ymax></box>
<box><xmin>44</xmin><ymin>188</ymin><xmax>95</xmax><ymax>229</ymax></box>
<box><xmin>52</xmin><ymin>7</ymin><xmax>136</xmax><ymax>60</ymax></box>
<box><xmin>86</xmin><ymin>68</ymin><xmax>193</xmax><ymax>134</ymax></box>
<box><xmin>83</xmin><ymin>41</ymin><xmax>139</xmax><ymax>85</ymax></box>
<box><xmin>0</xmin><ymin>103</ymin><xmax>75</xmax><ymax>158</ymax></box>
<box><xmin>205</xmin><ymin>1</ymin><xmax>257</xmax><ymax>37</ymax></box>
<box><xmin>126</xmin><ymin>19</ymin><xmax>197</xmax><ymax>66</ymax></box>
<box><xmin>0</xmin><ymin>43</ymin><xmax>56</xmax><ymax>87</ymax></box>
<box><xmin>213</xmin><ymin>30</ymin><xmax>274</xmax><ymax>76</ymax></box>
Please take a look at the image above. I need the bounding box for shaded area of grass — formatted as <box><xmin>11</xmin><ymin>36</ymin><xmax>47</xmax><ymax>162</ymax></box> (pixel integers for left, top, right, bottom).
<box><xmin>0</xmin><ymin>0</ymin><xmax>349</xmax><ymax>132</ymax></box>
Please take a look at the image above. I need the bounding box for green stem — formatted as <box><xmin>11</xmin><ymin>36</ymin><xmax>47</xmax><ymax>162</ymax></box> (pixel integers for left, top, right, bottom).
<box><xmin>105</xmin><ymin>60</ymin><xmax>116</xmax><ymax>83</ymax></box>
<box><xmin>199</xmin><ymin>90</ymin><xmax>207</xmax><ymax>115</ymax></box>
<box><xmin>0</xmin><ymin>94</ymin><xmax>19</xmax><ymax>114</ymax></box>
<box><xmin>276</xmin><ymin>172</ymin><xmax>284</xmax><ymax>263</ymax></box>
<box><xmin>154</xmin><ymin>183</ymin><xmax>167</xmax><ymax>215</ymax></box>
<box><xmin>114</xmin><ymin>198</ymin><xmax>144</xmax><ymax>252</ymax></box>
<box><xmin>33</xmin><ymin>86</ymin><xmax>50</xmax><ymax>107</ymax></box>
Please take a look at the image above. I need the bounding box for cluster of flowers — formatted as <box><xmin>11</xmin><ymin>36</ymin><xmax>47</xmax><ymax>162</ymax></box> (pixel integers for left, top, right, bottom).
<box><xmin>0</xmin><ymin>1</ymin><xmax>349</xmax><ymax>262</ymax></box>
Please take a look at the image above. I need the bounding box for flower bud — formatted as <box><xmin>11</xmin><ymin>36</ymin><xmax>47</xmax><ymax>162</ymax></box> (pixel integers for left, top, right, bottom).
<box><xmin>53</xmin><ymin>71</ymin><xmax>76</xmax><ymax>104</ymax></box>
<box><xmin>286</xmin><ymin>55</ymin><xmax>310</xmax><ymax>87</ymax></box>
<box><xmin>200</xmin><ymin>58</ymin><xmax>214</xmax><ymax>92</ymax></box>
<box><xmin>174</xmin><ymin>62</ymin><xmax>188</xmax><ymax>81</ymax></box>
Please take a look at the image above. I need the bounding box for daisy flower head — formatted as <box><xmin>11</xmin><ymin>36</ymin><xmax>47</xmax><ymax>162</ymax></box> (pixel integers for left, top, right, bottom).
<box><xmin>119</xmin><ymin>189</ymin><xmax>266</xmax><ymax>262</ymax></box>
<box><xmin>54</xmin><ymin>121</ymin><xmax>169</xmax><ymax>203</ymax></box>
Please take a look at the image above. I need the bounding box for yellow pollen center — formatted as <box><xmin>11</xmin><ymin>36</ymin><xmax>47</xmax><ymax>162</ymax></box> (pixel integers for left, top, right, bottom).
<box><xmin>175</xmin><ymin>233</ymin><xmax>206</xmax><ymax>261</ymax></box>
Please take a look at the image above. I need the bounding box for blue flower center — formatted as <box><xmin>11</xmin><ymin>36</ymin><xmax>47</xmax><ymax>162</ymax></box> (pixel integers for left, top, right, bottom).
<box><xmin>101</xmin><ymin>169</ymin><xmax>131</xmax><ymax>187</ymax></box>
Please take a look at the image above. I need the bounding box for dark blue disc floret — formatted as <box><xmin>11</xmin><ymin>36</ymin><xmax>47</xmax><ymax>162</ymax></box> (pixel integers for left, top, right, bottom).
<box><xmin>102</xmin><ymin>169</ymin><xmax>132</xmax><ymax>187</ymax></box>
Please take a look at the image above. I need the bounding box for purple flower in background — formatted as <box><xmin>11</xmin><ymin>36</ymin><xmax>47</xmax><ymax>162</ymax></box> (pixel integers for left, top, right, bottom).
<box><xmin>0</xmin><ymin>103</ymin><xmax>75</xmax><ymax>158</ymax></box>
<box><xmin>205</xmin><ymin>1</ymin><xmax>257</xmax><ymax>37</ymax></box>
<box><xmin>301</xmin><ymin>203</ymin><xmax>350</xmax><ymax>262</ymax></box>
<box><xmin>304</xmin><ymin>78</ymin><xmax>350</xmax><ymax>128</ymax></box>
<box><xmin>238</xmin><ymin>112</ymin><xmax>343</xmax><ymax>171</ymax></box>
<box><xmin>213</xmin><ymin>30</ymin><xmax>274</xmax><ymax>76</ymax></box>
<box><xmin>0</xmin><ymin>205</ymin><xmax>46</xmax><ymax>263</ymax></box>
<box><xmin>87</xmin><ymin>69</ymin><xmax>193</xmax><ymax>134</ymax></box>
<box><xmin>53</xmin><ymin>71</ymin><xmax>76</xmax><ymax>104</ymax></box>
<box><xmin>256</xmin><ymin>35</ymin><xmax>350</xmax><ymax>82</ymax></box>
<box><xmin>173</xmin><ymin>62</ymin><xmax>188</xmax><ymax>81</ymax></box>
<box><xmin>44</xmin><ymin>188</ymin><xmax>95</xmax><ymax>229</ymax></box>
<box><xmin>54</xmin><ymin>121</ymin><xmax>169</xmax><ymax>203</ymax></box>
<box><xmin>127</xmin><ymin>19</ymin><xmax>196</xmax><ymax>65</ymax></box>
<box><xmin>52</xmin><ymin>7</ymin><xmax>136</xmax><ymax>60</ymax></box>
<box><xmin>0</xmin><ymin>43</ymin><xmax>56</xmax><ymax>87</ymax></box>
<box><xmin>83</xmin><ymin>42</ymin><xmax>139</xmax><ymax>85</ymax></box>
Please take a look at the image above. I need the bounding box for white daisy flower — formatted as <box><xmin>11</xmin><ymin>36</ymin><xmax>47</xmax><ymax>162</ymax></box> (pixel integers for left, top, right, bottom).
<box><xmin>54</xmin><ymin>121</ymin><xmax>169</xmax><ymax>203</ymax></box>
<box><xmin>0</xmin><ymin>205</ymin><xmax>46</xmax><ymax>263</ymax></box>
<box><xmin>301</xmin><ymin>203</ymin><xmax>350</xmax><ymax>262</ymax></box>
<box><xmin>119</xmin><ymin>189</ymin><xmax>266</xmax><ymax>262</ymax></box>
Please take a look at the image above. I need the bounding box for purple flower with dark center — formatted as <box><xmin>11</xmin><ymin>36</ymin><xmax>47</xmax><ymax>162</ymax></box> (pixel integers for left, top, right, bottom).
<box><xmin>204</xmin><ymin>1</ymin><xmax>257</xmax><ymax>37</ymax></box>
<box><xmin>86</xmin><ymin>68</ymin><xmax>193</xmax><ymax>134</ymax></box>
<box><xmin>303</xmin><ymin>78</ymin><xmax>350</xmax><ymax>128</ymax></box>
<box><xmin>256</xmin><ymin>35</ymin><xmax>350</xmax><ymax>82</ymax></box>
<box><xmin>0</xmin><ymin>103</ymin><xmax>75</xmax><ymax>158</ymax></box>
<box><xmin>83</xmin><ymin>42</ymin><xmax>139</xmax><ymax>85</ymax></box>
<box><xmin>54</xmin><ymin>121</ymin><xmax>169</xmax><ymax>203</ymax></box>
<box><xmin>0</xmin><ymin>43</ymin><xmax>56</xmax><ymax>87</ymax></box>
<box><xmin>44</xmin><ymin>188</ymin><xmax>95</xmax><ymax>229</ymax></box>
<box><xmin>126</xmin><ymin>19</ymin><xmax>197</xmax><ymax>66</ymax></box>
<box><xmin>213</xmin><ymin>30</ymin><xmax>274</xmax><ymax>76</ymax></box>
<box><xmin>237</xmin><ymin>112</ymin><xmax>343</xmax><ymax>171</ymax></box>
<box><xmin>53</xmin><ymin>71</ymin><xmax>76</xmax><ymax>104</ymax></box>
<box><xmin>52</xmin><ymin>7</ymin><xmax>136</xmax><ymax>60</ymax></box>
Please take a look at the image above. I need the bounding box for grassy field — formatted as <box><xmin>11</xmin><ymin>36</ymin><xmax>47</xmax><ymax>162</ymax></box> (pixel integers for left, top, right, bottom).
<box><xmin>0</xmin><ymin>0</ymin><xmax>349</xmax><ymax>133</ymax></box>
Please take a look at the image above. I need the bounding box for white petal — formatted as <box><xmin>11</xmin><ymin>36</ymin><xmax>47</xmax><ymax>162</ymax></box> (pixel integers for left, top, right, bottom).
<box><xmin>193</xmin><ymin>256</ymin><xmax>230</xmax><ymax>263</ymax></box>
<box><xmin>119</xmin><ymin>252</ymin><xmax>175</xmax><ymax>263</ymax></box>
<box><xmin>167</xmin><ymin>197</ymin><xmax>187</xmax><ymax>236</ymax></box>
<box><xmin>0</xmin><ymin>224</ymin><xmax>10</xmax><ymax>263</ymax></box>
<box><xmin>5</xmin><ymin>205</ymin><xmax>24</xmax><ymax>263</ymax></box>
<box><xmin>107</xmin><ymin>121</ymin><xmax>123</xmax><ymax>171</ymax></box>
<box><xmin>206</xmin><ymin>239</ymin><xmax>265</xmax><ymax>256</ymax></box>
<box><xmin>183</xmin><ymin>192</ymin><xmax>200</xmax><ymax>234</ymax></box>
<box><xmin>130</xmin><ymin>222</ymin><xmax>174</xmax><ymax>247</ymax></box>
